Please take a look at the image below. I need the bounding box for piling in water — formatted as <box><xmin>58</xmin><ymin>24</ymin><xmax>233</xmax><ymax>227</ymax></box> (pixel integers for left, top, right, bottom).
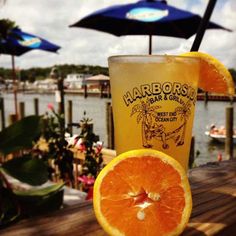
<box><xmin>189</xmin><ymin>136</ymin><xmax>195</xmax><ymax>168</ymax></box>
<box><xmin>0</xmin><ymin>97</ymin><xmax>5</xmax><ymax>130</ymax></box>
<box><xmin>225</xmin><ymin>106</ymin><xmax>234</xmax><ymax>159</ymax></box>
<box><xmin>19</xmin><ymin>102</ymin><xmax>25</xmax><ymax>120</ymax></box>
<box><xmin>106</xmin><ymin>102</ymin><xmax>114</xmax><ymax>149</ymax></box>
<box><xmin>67</xmin><ymin>100</ymin><xmax>73</xmax><ymax>135</ymax></box>
<box><xmin>34</xmin><ymin>98</ymin><xmax>39</xmax><ymax>116</ymax></box>
<box><xmin>84</xmin><ymin>85</ymin><xmax>88</xmax><ymax>98</ymax></box>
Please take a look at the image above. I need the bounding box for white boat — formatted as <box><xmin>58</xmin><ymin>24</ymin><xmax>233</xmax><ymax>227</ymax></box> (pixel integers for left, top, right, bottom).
<box><xmin>205</xmin><ymin>125</ymin><xmax>236</xmax><ymax>143</ymax></box>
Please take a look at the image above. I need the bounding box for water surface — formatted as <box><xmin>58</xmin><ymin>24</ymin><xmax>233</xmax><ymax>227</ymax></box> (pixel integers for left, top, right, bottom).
<box><xmin>1</xmin><ymin>93</ymin><xmax>235</xmax><ymax>166</ymax></box>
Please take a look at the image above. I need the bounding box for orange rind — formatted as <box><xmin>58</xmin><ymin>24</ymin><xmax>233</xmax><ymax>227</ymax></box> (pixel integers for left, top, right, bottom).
<box><xmin>93</xmin><ymin>149</ymin><xmax>192</xmax><ymax>236</ymax></box>
<box><xmin>181</xmin><ymin>51</ymin><xmax>235</xmax><ymax>96</ymax></box>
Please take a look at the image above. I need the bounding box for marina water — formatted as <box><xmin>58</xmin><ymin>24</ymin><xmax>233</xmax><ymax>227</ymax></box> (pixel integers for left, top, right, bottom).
<box><xmin>1</xmin><ymin>93</ymin><xmax>235</xmax><ymax>167</ymax></box>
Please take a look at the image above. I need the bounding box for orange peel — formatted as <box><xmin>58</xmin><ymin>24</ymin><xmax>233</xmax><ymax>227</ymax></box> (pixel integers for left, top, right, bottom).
<box><xmin>181</xmin><ymin>51</ymin><xmax>235</xmax><ymax>96</ymax></box>
<box><xmin>93</xmin><ymin>149</ymin><xmax>192</xmax><ymax>236</ymax></box>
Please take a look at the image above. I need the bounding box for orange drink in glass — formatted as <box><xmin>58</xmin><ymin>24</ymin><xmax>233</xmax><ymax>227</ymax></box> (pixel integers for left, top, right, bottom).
<box><xmin>108</xmin><ymin>55</ymin><xmax>200</xmax><ymax>171</ymax></box>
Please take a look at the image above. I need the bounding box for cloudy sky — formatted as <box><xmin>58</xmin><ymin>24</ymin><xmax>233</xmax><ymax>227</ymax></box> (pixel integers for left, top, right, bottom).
<box><xmin>0</xmin><ymin>0</ymin><xmax>236</xmax><ymax>69</ymax></box>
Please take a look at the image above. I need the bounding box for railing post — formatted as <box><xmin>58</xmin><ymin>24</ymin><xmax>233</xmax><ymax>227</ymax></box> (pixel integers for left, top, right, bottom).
<box><xmin>19</xmin><ymin>102</ymin><xmax>25</xmax><ymax>120</ymax></box>
<box><xmin>84</xmin><ymin>84</ymin><xmax>88</xmax><ymax>98</ymax></box>
<box><xmin>0</xmin><ymin>97</ymin><xmax>5</xmax><ymax>130</ymax></box>
<box><xmin>106</xmin><ymin>102</ymin><xmax>114</xmax><ymax>149</ymax></box>
<box><xmin>225</xmin><ymin>106</ymin><xmax>234</xmax><ymax>159</ymax></box>
<box><xmin>34</xmin><ymin>98</ymin><xmax>39</xmax><ymax>116</ymax></box>
<box><xmin>100</xmin><ymin>84</ymin><xmax>103</xmax><ymax>98</ymax></box>
<box><xmin>107</xmin><ymin>83</ymin><xmax>111</xmax><ymax>98</ymax></box>
<box><xmin>189</xmin><ymin>136</ymin><xmax>195</xmax><ymax>168</ymax></box>
<box><xmin>57</xmin><ymin>78</ymin><xmax>65</xmax><ymax>116</ymax></box>
<box><xmin>67</xmin><ymin>100</ymin><xmax>73</xmax><ymax>135</ymax></box>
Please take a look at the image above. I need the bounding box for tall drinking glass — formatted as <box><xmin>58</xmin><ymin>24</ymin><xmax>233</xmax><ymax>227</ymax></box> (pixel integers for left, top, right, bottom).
<box><xmin>108</xmin><ymin>55</ymin><xmax>200</xmax><ymax>171</ymax></box>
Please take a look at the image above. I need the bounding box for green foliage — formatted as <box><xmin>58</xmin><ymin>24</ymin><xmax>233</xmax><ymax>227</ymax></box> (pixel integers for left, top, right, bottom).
<box><xmin>56</xmin><ymin>64</ymin><xmax>109</xmax><ymax>78</ymax></box>
<box><xmin>76</xmin><ymin>112</ymin><xmax>104</xmax><ymax>192</ymax></box>
<box><xmin>0</xmin><ymin>64</ymin><xmax>109</xmax><ymax>82</ymax></box>
<box><xmin>78</xmin><ymin>116</ymin><xmax>103</xmax><ymax>177</ymax></box>
<box><xmin>35</xmin><ymin>106</ymin><xmax>74</xmax><ymax>183</ymax></box>
<box><xmin>0</xmin><ymin>115</ymin><xmax>41</xmax><ymax>155</ymax></box>
<box><xmin>12</xmin><ymin>182</ymin><xmax>64</xmax><ymax>217</ymax></box>
<box><xmin>14</xmin><ymin>184</ymin><xmax>64</xmax><ymax>217</ymax></box>
<box><xmin>0</xmin><ymin>19</ymin><xmax>17</xmax><ymax>40</ymax></box>
<box><xmin>0</xmin><ymin>165</ymin><xmax>64</xmax><ymax>227</ymax></box>
<box><xmin>0</xmin><ymin>115</ymin><xmax>65</xmax><ymax>228</ymax></box>
<box><xmin>0</xmin><ymin>68</ymin><xmax>12</xmax><ymax>80</ymax></box>
<box><xmin>13</xmin><ymin>183</ymin><xmax>64</xmax><ymax>197</ymax></box>
<box><xmin>229</xmin><ymin>68</ymin><xmax>236</xmax><ymax>83</ymax></box>
<box><xmin>1</xmin><ymin>155</ymin><xmax>48</xmax><ymax>186</ymax></box>
<box><xmin>0</xmin><ymin>109</ymin><xmax>104</xmax><ymax>227</ymax></box>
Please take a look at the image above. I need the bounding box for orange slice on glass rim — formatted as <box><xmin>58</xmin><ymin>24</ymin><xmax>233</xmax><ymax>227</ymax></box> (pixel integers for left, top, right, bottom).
<box><xmin>181</xmin><ymin>51</ymin><xmax>235</xmax><ymax>96</ymax></box>
<box><xmin>93</xmin><ymin>149</ymin><xmax>192</xmax><ymax>236</ymax></box>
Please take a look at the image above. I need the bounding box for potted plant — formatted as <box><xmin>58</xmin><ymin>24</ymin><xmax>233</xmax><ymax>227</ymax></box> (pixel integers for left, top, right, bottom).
<box><xmin>0</xmin><ymin>115</ymin><xmax>64</xmax><ymax>228</ymax></box>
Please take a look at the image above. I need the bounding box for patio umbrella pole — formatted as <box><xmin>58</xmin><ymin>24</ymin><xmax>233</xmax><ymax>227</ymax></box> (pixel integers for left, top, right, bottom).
<box><xmin>149</xmin><ymin>35</ymin><xmax>152</xmax><ymax>55</ymax></box>
<box><xmin>190</xmin><ymin>0</ymin><xmax>217</xmax><ymax>51</ymax></box>
<box><xmin>190</xmin><ymin>0</ymin><xmax>217</xmax><ymax>106</ymax></box>
<box><xmin>11</xmin><ymin>55</ymin><xmax>18</xmax><ymax>117</ymax></box>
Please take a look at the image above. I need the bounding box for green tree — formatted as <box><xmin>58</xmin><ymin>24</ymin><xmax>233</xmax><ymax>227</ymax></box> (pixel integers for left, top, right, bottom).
<box><xmin>229</xmin><ymin>68</ymin><xmax>236</xmax><ymax>84</ymax></box>
<box><xmin>0</xmin><ymin>19</ymin><xmax>17</xmax><ymax>40</ymax></box>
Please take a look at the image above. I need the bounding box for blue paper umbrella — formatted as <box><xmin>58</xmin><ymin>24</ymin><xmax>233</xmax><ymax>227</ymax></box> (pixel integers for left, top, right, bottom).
<box><xmin>70</xmin><ymin>0</ymin><xmax>230</xmax><ymax>54</ymax></box>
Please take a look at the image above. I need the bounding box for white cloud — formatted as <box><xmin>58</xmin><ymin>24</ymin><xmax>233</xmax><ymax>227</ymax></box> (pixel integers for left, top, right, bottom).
<box><xmin>0</xmin><ymin>0</ymin><xmax>235</xmax><ymax>69</ymax></box>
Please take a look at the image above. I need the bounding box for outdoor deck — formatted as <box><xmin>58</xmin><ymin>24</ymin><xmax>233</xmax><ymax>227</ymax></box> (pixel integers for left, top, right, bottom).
<box><xmin>1</xmin><ymin>160</ymin><xmax>236</xmax><ymax>236</ymax></box>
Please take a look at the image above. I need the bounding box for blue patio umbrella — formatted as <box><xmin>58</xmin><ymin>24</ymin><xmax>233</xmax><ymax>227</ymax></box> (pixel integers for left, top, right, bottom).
<box><xmin>70</xmin><ymin>0</ymin><xmax>230</xmax><ymax>54</ymax></box>
<box><xmin>0</xmin><ymin>28</ymin><xmax>60</xmax><ymax>56</ymax></box>
<box><xmin>0</xmin><ymin>28</ymin><xmax>60</xmax><ymax>116</ymax></box>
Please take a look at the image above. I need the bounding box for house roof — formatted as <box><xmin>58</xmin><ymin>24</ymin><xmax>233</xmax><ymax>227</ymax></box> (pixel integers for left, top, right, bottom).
<box><xmin>85</xmin><ymin>74</ymin><xmax>109</xmax><ymax>82</ymax></box>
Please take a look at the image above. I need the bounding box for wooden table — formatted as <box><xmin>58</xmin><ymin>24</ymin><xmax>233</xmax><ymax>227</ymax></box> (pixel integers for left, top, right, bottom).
<box><xmin>1</xmin><ymin>160</ymin><xmax>236</xmax><ymax>236</ymax></box>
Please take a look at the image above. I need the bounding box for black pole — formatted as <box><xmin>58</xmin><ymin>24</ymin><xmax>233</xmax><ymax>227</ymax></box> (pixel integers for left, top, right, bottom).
<box><xmin>225</xmin><ymin>106</ymin><xmax>234</xmax><ymax>160</ymax></box>
<box><xmin>58</xmin><ymin>77</ymin><xmax>65</xmax><ymax>116</ymax></box>
<box><xmin>34</xmin><ymin>98</ymin><xmax>39</xmax><ymax>116</ymax></box>
<box><xmin>149</xmin><ymin>35</ymin><xmax>152</xmax><ymax>55</ymax></box>
<box><xmin>191</xmin><ymin>0</ymin><xmax>217</xmax><ymax>105</ymax></box>
<box><xmin>191</xmin><ymin>0</ymin><xmax>217</xmax><ymax>51</ymax></box>
<box><xmin>11</xmin><ymin>55</ymin><xmax>18</xmax><ymax>117</ymax></box>
<box><xmin>57</xmin><ymin>76</ymin><xmax>65</xmax><ymax>139</ymax></box>
<box><xmin>0</xmin><ymin>97</ymin><xmax>5</xmax><ymax>130</ymax></box>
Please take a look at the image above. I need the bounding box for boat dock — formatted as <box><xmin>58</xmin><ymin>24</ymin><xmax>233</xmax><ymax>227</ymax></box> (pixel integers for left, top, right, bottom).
<box><xmin>197</xmin><ymin>93</ymin><xmax>236</xmax><ymax>102</ymax></box>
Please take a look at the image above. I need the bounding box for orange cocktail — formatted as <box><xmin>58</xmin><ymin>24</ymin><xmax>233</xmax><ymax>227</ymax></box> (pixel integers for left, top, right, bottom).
<box><xmin>108</xmin><ymin>55</ymin><xmax>200</xmax><ymax>170</ymax></box>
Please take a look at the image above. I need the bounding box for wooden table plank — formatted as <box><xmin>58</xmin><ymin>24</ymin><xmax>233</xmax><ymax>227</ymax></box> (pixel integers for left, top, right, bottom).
<box><xmin>1</xmin><ymin>160</ymin><xmax>236</xmax><ymax>236</ymax></box>
<box><xmin>182</xmin><ymin>160</ymin><xmax>236</xmax><ymax>236</ymax></box>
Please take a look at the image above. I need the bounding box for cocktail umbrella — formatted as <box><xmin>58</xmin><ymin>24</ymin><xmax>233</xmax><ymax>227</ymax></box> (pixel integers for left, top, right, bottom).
<box><xmin>0</xmin><ymin>28</ymin><xmax>60</xmax><ymax>116</ymax></box>
<box><xmin>70</xmin><ymin>0</ymin><xmax>230</xmax><ymax>54</ymax></box>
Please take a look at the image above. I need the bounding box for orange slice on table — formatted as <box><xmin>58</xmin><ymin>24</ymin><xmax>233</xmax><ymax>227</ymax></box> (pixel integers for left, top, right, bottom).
<box><xmin>93</xmin><ymin>149</ymin><xmax>192</xmax><ymax>236</ymax></box>
<box><xmin>181</xmin><ymin>51</ymin><xmax>235</xmax><ymax>96</ymax></box>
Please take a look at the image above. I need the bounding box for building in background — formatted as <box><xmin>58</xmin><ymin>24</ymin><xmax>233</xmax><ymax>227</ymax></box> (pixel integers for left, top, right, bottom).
<box><xmin>64</xmin><ymin>73</ymin><xmax>92</xmax><ymax>89</ymax></box>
